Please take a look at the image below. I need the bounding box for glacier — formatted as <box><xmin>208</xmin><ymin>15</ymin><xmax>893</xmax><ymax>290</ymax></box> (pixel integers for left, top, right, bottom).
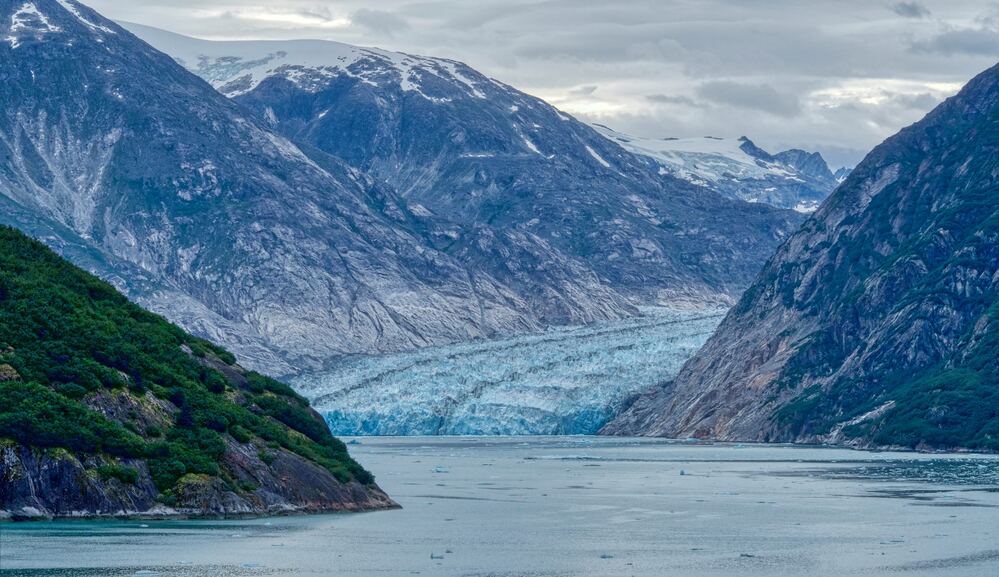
<box><xmin>292</xmin><ymin>308</ymin><xmax>725</xmax><ymax>436</ymax></box>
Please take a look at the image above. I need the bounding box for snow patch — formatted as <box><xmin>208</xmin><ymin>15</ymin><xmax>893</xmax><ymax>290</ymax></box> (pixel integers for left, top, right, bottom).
<box><xmin>409</xmin><ymin>203</ymin><xmax>433</xmax><ymax>217</ymax></box>
<box><xmin>8</xmin><ymin>2</ymin><xmax>61</xmax><ymax>48</ymax></box>
<box><xmin>522</xmin><ymin>136</ymin><xmax>541</xmax><ymax>155</ymax></box>
<box><xmin>592</xmin><ymin>124</ymin><xmax>796</xmax><ymax>184</ymax></box>
<box><xmin>585</xmin><ymin>145</ymin><xmax>611</xmax><ymax>168</ymax></box>
<box><xmin>55</xmin><ymin>0</ymin><xmax>115</xmax><ymax>34</ymax></box>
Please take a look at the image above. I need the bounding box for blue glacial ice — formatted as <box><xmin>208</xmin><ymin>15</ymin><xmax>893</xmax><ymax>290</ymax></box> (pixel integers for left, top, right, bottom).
<box><xmin>291</xmin><ymin>308</ymin><xmax>725</xmax><ymax>435</ymax></box>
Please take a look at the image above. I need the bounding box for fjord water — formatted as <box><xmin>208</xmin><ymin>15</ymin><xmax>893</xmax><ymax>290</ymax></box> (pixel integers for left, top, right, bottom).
<box><xmin>293</xmin><ymin>309</ymin><xmax>724</xmax><ymax>435</ymax></box>
<box><xmin>4</xmin><ymin>438</ymin><xmax>998</xmax><ymax>577</ymax></box>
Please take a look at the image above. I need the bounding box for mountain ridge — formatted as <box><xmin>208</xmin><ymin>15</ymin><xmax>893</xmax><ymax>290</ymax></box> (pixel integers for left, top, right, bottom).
<box><xmin>592</xmin><ymin>125</ymin><xmax>845</xmax><ymax>212</ymax></box>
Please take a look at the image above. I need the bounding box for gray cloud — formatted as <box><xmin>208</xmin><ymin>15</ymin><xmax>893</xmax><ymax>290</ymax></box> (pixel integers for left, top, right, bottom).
<box><xmin>86</xmin><ymin>0</ymin><xmax>995</xmax><ymax>167</ymax></box>
<box><xmin>645</xmin><ymin>94</ymin><xmax>699</xmax><ymax>106</ymax></box>
<box><xmin>696</xmin><ymin>81</ymin><xmax>802</xmax><ymax>117</ymax></box>
<box><xmin>913</xmin><ymin>27</ymin><xmax>999</xmax><ymax>56</ymax></box>
<box><xmin>568</xmin><ymin>85</ymin><xmax>598</xmax><ymax>97</ymax></box>
<box><xmin>891</xmin><ymin>1</ymin><xmax>931</xmax><ymax>18</ymax></box>
<box><xmin>351</xmin><ymin>9</ymin><xmax>409</xmax><ymax>37</ymax></box>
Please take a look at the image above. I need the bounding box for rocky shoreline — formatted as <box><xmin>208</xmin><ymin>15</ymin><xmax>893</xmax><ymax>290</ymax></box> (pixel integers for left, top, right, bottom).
<box><xmin>1</xmin><ymin>442</ymin><xmax>397</xmax><ymax>522</ymax></box>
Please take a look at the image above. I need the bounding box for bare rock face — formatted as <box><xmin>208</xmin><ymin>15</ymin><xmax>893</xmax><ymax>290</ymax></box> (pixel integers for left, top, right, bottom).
<box><xmin>1</xmin><ymin>445</ymin><xmax>158</xmax><ymax>520</ymax></box>
<box><xmin>604</xmin><ymin>63</ymin><xmax>999</xmax><ymax>451</ymax></box>
<box><xmin>1</xmin><ymin>441</ymin><xmax>394</xmax><ymax>520</ymax></box>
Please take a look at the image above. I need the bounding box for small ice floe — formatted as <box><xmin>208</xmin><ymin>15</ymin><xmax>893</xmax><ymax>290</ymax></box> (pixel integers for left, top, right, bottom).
<box><xmin>139</xmin><ymin>524</ymin><xmax>149</xmax><ymax>528</ymax></box>
<box><xmin>433</xmin><ymin>466</ymin><xmax>450</xmax><ymax>473</ymax></box>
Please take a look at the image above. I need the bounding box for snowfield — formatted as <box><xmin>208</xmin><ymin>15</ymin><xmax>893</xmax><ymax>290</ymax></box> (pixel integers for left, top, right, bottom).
<box><xmin>292</xmin><ymin>308</ymin><xmax>725</xmax><ymax>435</ymax></box>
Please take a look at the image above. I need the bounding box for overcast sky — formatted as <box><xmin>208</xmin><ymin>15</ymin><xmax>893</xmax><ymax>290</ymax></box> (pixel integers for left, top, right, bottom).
<box><xmin>89</xmin><ymin>0</ymin><xmax>999</xmax><ymax>167</ymax></box>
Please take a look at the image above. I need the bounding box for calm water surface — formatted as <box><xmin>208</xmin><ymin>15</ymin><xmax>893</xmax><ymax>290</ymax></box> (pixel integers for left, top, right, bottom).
<box><xmin>2</xmin><ymin>437</ymin><xmax>998</xmax><ymax>576</ymax></box>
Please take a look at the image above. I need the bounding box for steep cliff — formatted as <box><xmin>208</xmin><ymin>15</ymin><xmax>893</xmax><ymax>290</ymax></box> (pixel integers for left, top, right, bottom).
<box><xmin>604</xmin><ymin>63</ymin><xmax>999</xmax><ymax>451</ymax></box>
<box><xmin>0</xmin><ymin>226</ymin><xmax>394</xmax><ymax>520</ymax></box>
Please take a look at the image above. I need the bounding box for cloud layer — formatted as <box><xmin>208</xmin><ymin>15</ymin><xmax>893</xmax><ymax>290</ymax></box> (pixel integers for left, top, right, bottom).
<box><xmin>89</xmin><ymin>0</ymin><xmax>998</xmax><ymax>167</ymax></box>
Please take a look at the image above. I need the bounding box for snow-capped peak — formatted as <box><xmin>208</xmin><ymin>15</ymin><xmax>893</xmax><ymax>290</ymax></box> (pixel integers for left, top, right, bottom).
<box><xmin>593</xmin><ymin>124</ymin><xmax>842</xmax><ymax>212</ymax></box>
<box><xmin>5</xmin><ymin>1</ymin><xmax>117</xmax><ymax>49</ymax></box>
<box><xmin>122</xmin><ymin>22</ymin><xmax>493</xmax><ymax>101</ymax></box>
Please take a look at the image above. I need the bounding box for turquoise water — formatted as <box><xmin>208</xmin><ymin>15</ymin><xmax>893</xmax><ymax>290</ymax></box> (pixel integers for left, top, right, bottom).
<box><xmin>3</xmin><ymin>437</ymin><xmax>998</xmax><ymax>576</ymax></box>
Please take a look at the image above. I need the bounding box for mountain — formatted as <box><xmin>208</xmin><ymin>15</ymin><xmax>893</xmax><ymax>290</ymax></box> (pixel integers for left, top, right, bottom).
<box><xmin>0</xmin><ymin>1</ymin><xmax>599</xmax><ymax>376</ymax></box>
<box><xmin>0</xmin><ymin>226</ymin><xmax>393</xmax><ymax>520</ymax></box>
<box><xmin>593</xmin><ymin>125</ymin><xmax>842</xmax><ymax>212</ymax></box>
<box><xmin>124</xmin><ymin>24</ymin><xmax>804</xmax><ymax>305</ymax></box>
<box><xmin>603</xmin><ymin>64</ymin><xmax>999</xmax><ymax>451</ymax></box>
<box><xmin>833</xmin><ymin>166</ymin><xmax>853</xmax><ymax>183</ymax></box>
<box><xmin>0</xmin><ymin>4</ymin><xmax>804</xmax><ymax>377</ymax></box>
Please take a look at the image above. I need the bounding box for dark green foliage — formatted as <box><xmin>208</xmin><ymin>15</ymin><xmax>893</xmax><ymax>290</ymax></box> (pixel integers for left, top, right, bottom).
<box><xmin>0</xmin><ymin>381</ymin><xmax>144</xmax><ymax>457</ymax></box>
<box><xmin>96</xmin><ymin>464</ymin><xmax>139</xmax><ymax>485</ymax></box>
<box><xmin>865</xmin><ymin>304</ymin><xmax>999</xmax><ymax>450</ymax></box>
<box><xmin>779</xmin><ymin>293</ymin><xmax>998</xmax><ymax>450</ymax></box>
<box><xmin>0</xmin><ymin>226</ymin><xmax>375</xmax><ymax>493</ymax></box>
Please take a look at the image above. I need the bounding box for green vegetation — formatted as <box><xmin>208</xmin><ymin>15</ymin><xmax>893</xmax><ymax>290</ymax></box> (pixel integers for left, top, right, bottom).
<box><xmin>0</xmin><ymin>226</ymin><xmax>373</xmax><ymax>495</ymax></box>
<box><xmin>96</xmin><ymin>464</ymin><xmax>140</xmax><ymax>485</ymax></box>
<box><xmin>862</xmin><ymin>302</ymin><xmax>999</xmax><ymax>450</ymax></box>
<box><xmin>778</xmin><ymin>296</ymin><xmax>998</xmax><ymax>451</ymax></box>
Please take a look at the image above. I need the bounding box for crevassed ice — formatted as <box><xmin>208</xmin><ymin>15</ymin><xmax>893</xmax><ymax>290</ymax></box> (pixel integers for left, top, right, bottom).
<box><xmin>292</xmin><ymin>308</ymin><xmax>725</xmax><ymax>436</ymax></box>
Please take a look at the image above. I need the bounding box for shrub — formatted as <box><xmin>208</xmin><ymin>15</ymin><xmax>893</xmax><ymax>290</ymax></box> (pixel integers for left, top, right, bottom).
<box><xmin>96</xmin><ymin>464</ymin><xmax>139</xmax><ymax>485</ymax></box>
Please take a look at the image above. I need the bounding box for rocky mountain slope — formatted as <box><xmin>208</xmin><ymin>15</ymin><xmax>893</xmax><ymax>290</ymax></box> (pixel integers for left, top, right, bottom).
<box><xmin>125</xmin><ymin>24</ymin><xmax>803</xmax><ymax>305</ymax></box>
<box><xmin>593</xmin><ymin>125</ymin><xmax>844</xmax><ymax>212</ymax></box>
<box><xmin>0</xmin><ymin>2</ymin><xmax>593</xmax><ymax>375</ymax></box>
<box><xmin>603</xmin><ymin>64</ymin><xmax>999</xmax><ymax>451</ymax></box>
<box><xmin>0</xmin><ymin>226</ymin><xmax>393</xmax><ymax>520</ymax></box>
<box><xmin>0</xmin><ymin>4</ymin><xmax>803</xmax><ymax>377</ymax></box>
